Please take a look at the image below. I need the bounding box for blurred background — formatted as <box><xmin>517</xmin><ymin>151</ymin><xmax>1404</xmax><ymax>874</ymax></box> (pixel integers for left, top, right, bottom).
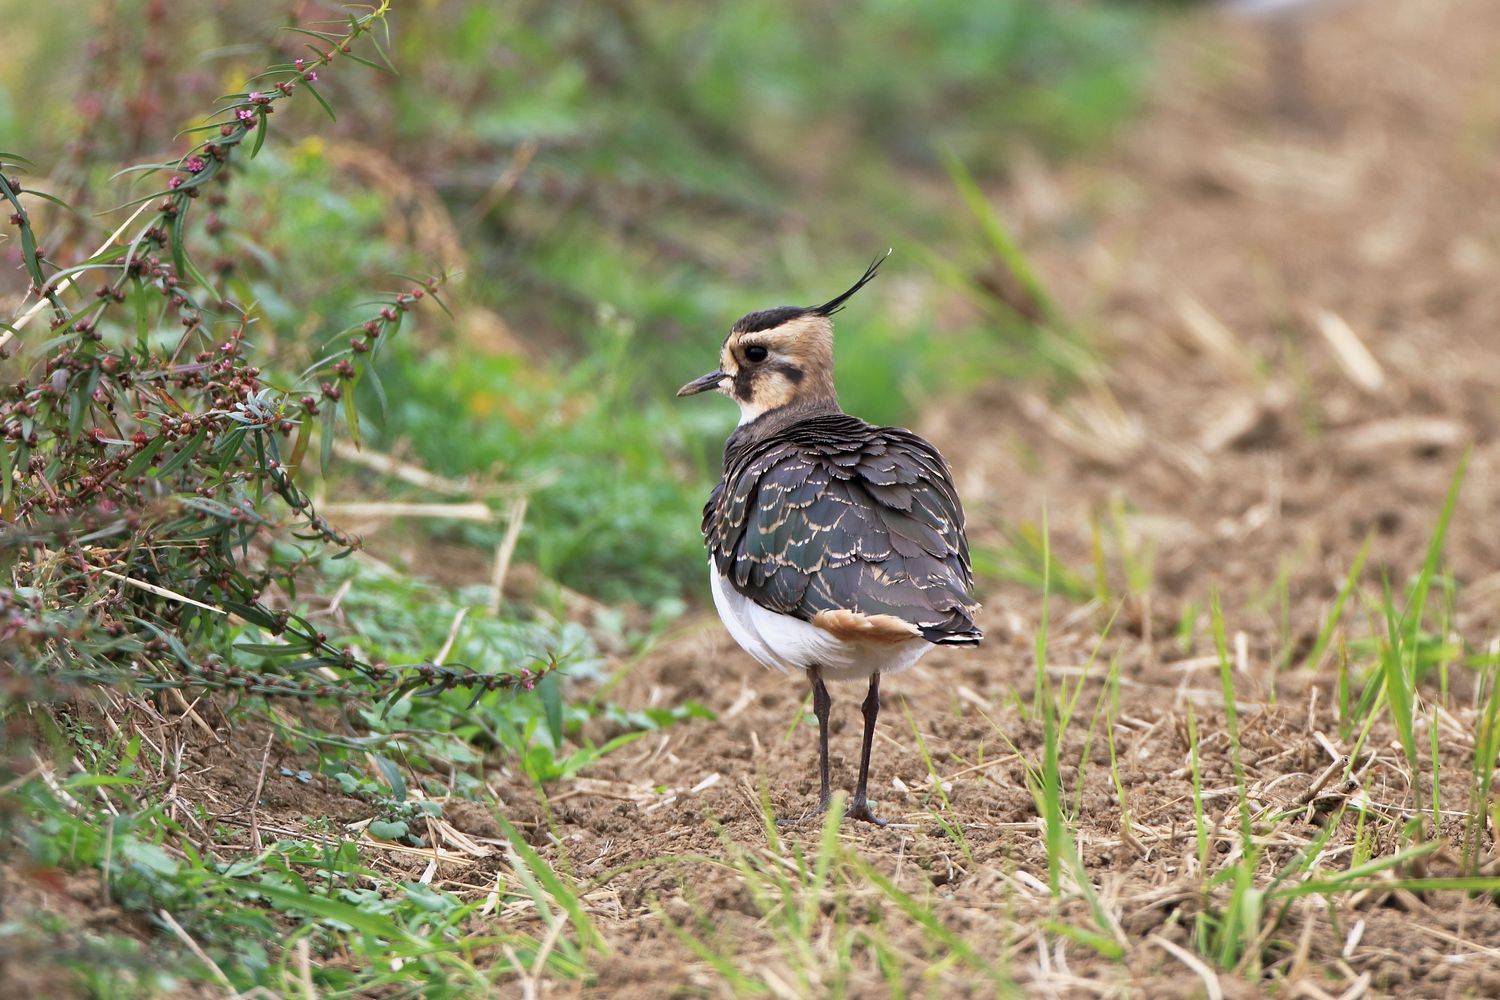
<box><xmin>0</xmin><ymin>0</ymin><xmax>1162</xmax><ymax>618</ymax></box>
<box><xmin>23</xmin><ymin>0</ymin><xmax>1491</xmax><ymax>680</ymax></box>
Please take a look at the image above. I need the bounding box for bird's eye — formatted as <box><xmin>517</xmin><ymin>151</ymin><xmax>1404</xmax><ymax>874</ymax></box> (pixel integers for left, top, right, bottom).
<box><xmin>744</xmin><ymin>345</ymin><xmax>769</xmax><ymax>363</ymax></box>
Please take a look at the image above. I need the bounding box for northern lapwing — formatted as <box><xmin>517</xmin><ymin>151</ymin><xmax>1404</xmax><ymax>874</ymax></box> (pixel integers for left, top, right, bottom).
<box><xmin>678</xmin><ymin>254</ymin><xmax>982</xmax><ymax>825</ymax></box>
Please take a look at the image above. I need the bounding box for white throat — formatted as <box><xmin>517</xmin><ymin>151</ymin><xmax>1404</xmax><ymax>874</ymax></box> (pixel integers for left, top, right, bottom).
<box><xmin>717</xmin><ymin>378</ymin><xmax>770</xmax><ymax>427</ymax></box>
<box><xmin>736</xmin><ymin>398</ymin><xmax>770</xmax><ymax>426</ymax></box>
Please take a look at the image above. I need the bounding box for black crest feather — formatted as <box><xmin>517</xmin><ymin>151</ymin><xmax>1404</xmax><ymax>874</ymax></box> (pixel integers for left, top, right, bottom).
<box><xmin>729</xmin><ymin>250</ymin><xmax>892</xmax><ymax>333</ymax></box>
<box><xmin>809</xmin><ymin>249</ymin><xmax>891</xmax><ymax>317</ymax></box>
<box><xmin>732</xmin><ymin>305</ymin><xmax>808</xmax><ymax>334</ymax></box>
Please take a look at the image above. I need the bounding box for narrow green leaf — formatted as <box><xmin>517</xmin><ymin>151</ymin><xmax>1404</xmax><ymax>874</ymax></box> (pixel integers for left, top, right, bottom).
<box><xmin>44</xmin><ymin>245</ymin><xmax>131</xmax><ymax>288</ymax></box>
<box><xmin>0</xmin><ymin>440</ymin><xmax>12</xmax><ymax>508</ymax></box>
<box><xmin>538</xmin><ymin>671</ymin><xmax>564</xmax><ymax>749</ymax></box>
<box><xmin>339</xmin><ymin>50</ymin><xmax>395</xmax><ymax>74</ymax></box>
<box><xmin>320</xmin><ymin>401</ymin><xmax>336</xmax><ymax>471</ymax></box>
<box><xmin>107</xmin><ymin>162</ymin><xmax>177</xmax><ymax>181</ymax></box>
<box><xmin>853</xmin><ymin>857</ymin><xmax>1005</xmax><ymax>983</ymax></box>
<box><xmin>221</xmin><ymin>601</ymin><xmax>276</xmax><ymax>628</ymax></box>
<box><xmin>940</xmin><ymin>147</ymin><xmax>1061</xmax><ymax>328</ymax></box>
<box><xmin>170</xmin><ymin>204</ymin><xmax>191</xmax><ymax>282</ymax></box>
<box><xmin>1303</xmin><ymin>535</ymin><xmax>1372</xmax><ymax>672</ymax></box>
<box><xmin>153</xmin><ymin>428</ymin><xmax>208</xmax><ymax>480</ymax></box>
<box><xmin>428</xmin><ymin>289</ymin><xmax>455</xmax><ymax>321</ymax></box>
<box><xmin>122</xmin><ymin>436</ymin><xmax>168</xmax><ymax>478</ymax></box>
<box><xmin>282</xmin><ymin>26</ymin><xmax>341</xmax><ymax>42</ymax></box>
<box><xmin>341</xmin><ymin>382</ymin><xmax>360</xmax><ymax>449</ymax></box>
<box><xmin>1404</xmin><ymin>450</ymin><xmax>1469</xmax><ymax>641</ymax></box>
<box><xmin>224</xmin><ymin>876</ymin><xmax>421</xmax><ymax>944</ymax></box>
<box><xmin>372</xmin><ymin>755</ymin><xmax>406</xmax><ymax>801</ymax></box>
<box><xmin>250</xmin><ymin>113</ymin><xmax>268</xmax><ymax>157</ymax></box>
<box><xmin>1212</xmin><ymin>591</ymin><xmax>1253</xmax><ymax>844</ymax></box>
<box><xmin>67</xmin><ymin>370</ymin><xmax>94</xmax><ymax>437</ymax></box>
<box><xmin>180</xmin><ymin>249</ymin><xmax>217</xmax><ymax>295</ymax></box>
<box><xmin>62</xmin><ymin>774</ymin><xmax>142</xmax><ymax>790</ymax></box>
<box><xmin>233</xmin><ymin>641</ymin><xmax>316</xmax><ymax>657</ymax></box>
<box><xmin>364</xmin><ymin>357</ymin><xmax>388</xmax><ymax>421</ymax></box>
<box><xmin>288</xmin><ymin>417</ymin><xmax>311</xmax><ymax>473</ymax></box>
<box><xmin>496</xmin><ymin>813</ymin><xmax>603</xmax><ymax>952</ymax></box>
<box><xmin>18</xmin><ymin>188</ymin><xmax>82</xmax><ymax>214</ymax></box>
<box><xmin>18</xmin><ymin>222</ymin><xmax>43</xmax><ymax>286</ymax></box>
<box><xmin>1041</xmin><ymin>921</ymin><xmax>1124</xmax><ymax>960</ymax></box>
<box><xmin>366</xmin><ymin>35</ymin><xmax>400</xmax><ymax>75</ymax></box>
<box><xmin>302</xmin><ymin>80</ymin><xmax>336</xmax><ymax>121</ymax></box>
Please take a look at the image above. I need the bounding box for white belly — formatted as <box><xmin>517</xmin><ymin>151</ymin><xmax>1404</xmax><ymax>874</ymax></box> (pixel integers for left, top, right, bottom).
<box><xmin>708</xmin><ymin>564</ymin><xmax>933</xmax><ymax>681</ymax></box>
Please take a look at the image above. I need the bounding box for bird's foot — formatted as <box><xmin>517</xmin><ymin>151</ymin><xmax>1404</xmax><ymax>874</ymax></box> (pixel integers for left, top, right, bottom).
<box><xmin>773</xmin><ymin>794</ymin><xmax>887</xmax><ymax>827</ymax></box>
<box><xmin>774</xmin><ymin>806</ymin><xmax>826</xmax><ymax>828</ymax></box>
<box><xmin>846</xmin><ymin>799</ymin><xmax>889</xmax><ymax>827</ymax></box>
<box><xmin>774</xmin><ymin>790</ymin><xmax>832</xmax><ymax>828</ymax></box>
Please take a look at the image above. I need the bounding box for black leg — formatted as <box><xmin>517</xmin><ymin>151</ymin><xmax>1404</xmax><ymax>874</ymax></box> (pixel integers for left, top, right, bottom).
<box><xmin>812</xmin><ymin>667</ymin><xmax>832</xmax><ymax>812</ymax></box>
<box><xmin>848</xmin><ymin>673</ymin><xmax>888</xmax><ymax>826</ymax></box>
<box><xmin>778</xmin><ymin>666</ymin><xmax>832</xmax><ymax>826</ymax></box>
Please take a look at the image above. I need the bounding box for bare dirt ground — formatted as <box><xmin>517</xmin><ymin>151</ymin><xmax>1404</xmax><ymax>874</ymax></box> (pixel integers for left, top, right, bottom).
<box><xmin>514</xmin><ymin>2</ymin><xmax>1500</xmax><ymax>996</ymax></box>
<box><xmin>14</xmin><ymin>1</ymin><xmax>1500</xmax><ymax>997</ymax></box>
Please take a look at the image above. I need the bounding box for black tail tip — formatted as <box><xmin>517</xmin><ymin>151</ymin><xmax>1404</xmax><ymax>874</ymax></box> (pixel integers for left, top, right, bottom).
<box><xmin>920</xmin><ymin>626</ymin><xmax>983</xmax><ymax>646</ymax></box>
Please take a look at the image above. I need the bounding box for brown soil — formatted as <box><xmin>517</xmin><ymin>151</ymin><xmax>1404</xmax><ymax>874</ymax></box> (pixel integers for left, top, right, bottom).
<box><xmin>527</xmin><ymin>1</ymin><xmax>1500</xmax><ymax>996</ymax></box>
<box><xmin>16</xmin><ymin>0</ymin><xmax>1500</xmax><ymax>996</ymax></box>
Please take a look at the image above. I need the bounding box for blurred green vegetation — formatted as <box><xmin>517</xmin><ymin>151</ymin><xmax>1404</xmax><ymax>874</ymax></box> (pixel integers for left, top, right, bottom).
<box><xmin>0</xmin><ymin>0</ymin><xmax>1156</xmax><ymax>608</ymax></box>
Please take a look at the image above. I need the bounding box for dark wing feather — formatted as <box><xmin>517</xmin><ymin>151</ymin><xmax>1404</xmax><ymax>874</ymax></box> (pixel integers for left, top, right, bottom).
<box><xmin>704</xmin><ymin>414</ymin><xmax>981</xmax><ymax>644</ymax></box>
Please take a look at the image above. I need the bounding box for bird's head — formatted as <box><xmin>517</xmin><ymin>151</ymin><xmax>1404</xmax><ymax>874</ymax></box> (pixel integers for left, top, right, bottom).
<box><xmin>677</xmin><ymin>252</ymin><xmax>888</xmax><ymax>426</ymax></box>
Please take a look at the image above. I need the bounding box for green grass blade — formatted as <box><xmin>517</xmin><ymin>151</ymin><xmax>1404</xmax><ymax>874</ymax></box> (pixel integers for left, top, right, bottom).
<box><xmin>1302</xmin><ymin>535</ymin><xmax>1371</xmax><ymax>673</ymax></box>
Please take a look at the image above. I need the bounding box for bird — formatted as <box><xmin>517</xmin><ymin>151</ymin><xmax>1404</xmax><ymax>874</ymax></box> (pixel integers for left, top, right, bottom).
<box><xmin>677</xmin><ymin>253</ymin><xmax>982</xmax><ymax>826</ymax></box>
